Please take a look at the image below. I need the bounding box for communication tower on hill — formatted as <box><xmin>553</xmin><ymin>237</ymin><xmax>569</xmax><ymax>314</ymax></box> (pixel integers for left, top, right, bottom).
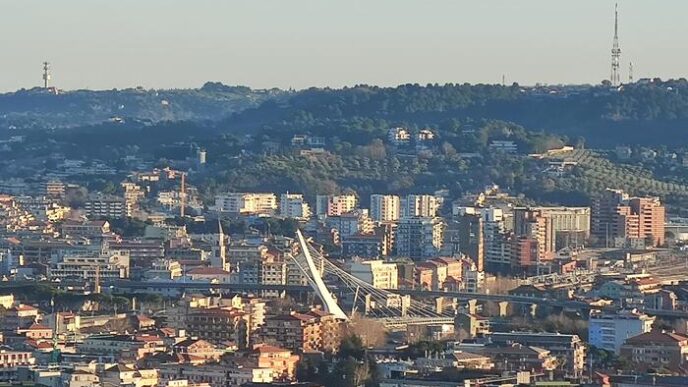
<box><xmin>610</xmin><ymin>4</ymin><xmax>621</xmax><ymax>86</ymax></box>
<box><xmin>42</xmin><ymin>61</ymin><xmax>51</xmax><ymax>89</ymax></box>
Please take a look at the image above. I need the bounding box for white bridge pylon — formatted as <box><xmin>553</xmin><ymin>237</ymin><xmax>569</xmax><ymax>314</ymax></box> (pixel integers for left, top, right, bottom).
<box><xmin>296</xmin><ymin>230</ymin><xmax>349</xmax><ymax>320</ymax></box>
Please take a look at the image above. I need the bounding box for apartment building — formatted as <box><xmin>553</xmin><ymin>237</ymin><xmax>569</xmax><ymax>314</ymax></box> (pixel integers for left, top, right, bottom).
<box><xmin>144</xmin><ymin>259</ymin><xmax>183</xmax><ymax>281</ymax></box>
<box><xmin>325</xmin><ymin>209</ymin><xmax>374</xmax><ymax>238</ymax></box>
<box><xmin>158</xmin><ymin>363</ymin><xmax>272</xmax><ymax>387</ymax></box>
<box><xmin>592</xmin><ymin>189</ymin><xmax>666</xmax><ymax>247</ymax></box>
<box><xmin>395</xmin><ymin>217</ymin><xmax>443</xmax><ymax>260</ymax></box>
<box><xmin>84</xmin><ymin>194</ymin><xmax>128</xmax><ymax>218</ymax></box>
<box><xmin>44</xmin><ymin>180</ymin><xmax>65</xmax><ymax>198</ymax></box>
<box><xmin>524</xmin><ymin>206</ymin><xmax>591</xmax><ymax>249</ymax></box>
<box><xmin>341</xmin><ymin>232</ymin><xmax>388</xmax><ymax>258</ymax></box>
<box><xmin>48</xmin><ymin>250</ymin><xmax>130</xmax><ymax>282</ymax></box>
<box><xmin>315</xmin><ymin>194</ymin><xmax>357</xmax><ymax>217</ymax></box>
<box><xmin>620</xmin><ymin>331</ymin><xmax>688</xmax><ymax>373</ymax></box>
<box><xmin>261</xmin><ymin>310</ymin><xmax>341</xmax><ymax>353</ymax></box>
<box><xmin>279</xmin><ymin>193</ymin><xmax>311</xmax><ymax>220</ymax></box>
<box><xmin>589</xmin><ymin>309</ymin><xmax>655</xmax><ymax>354</ymax></box>
<box><xmin>481</xmin><ymin>208</ymin><xmax>511</xmax><ymax>274</ymax></box>
<box><xmin>370</xmin><ymin>194</ymin><xmax>401</xmax><ymax>223</ymax></box>
<box><xmin>252</xmin><ymin>344</ymin><xmax>300</xmax><ymax>381</ymax></box>
<box><xmin>457</xmin><ymin>213</ymin><xmax>485</xmax><ymax>272</ymax></box>
<box><xmin>111</xmin><ymin>239</ymin><xmax>164</xmax><ymax>264</ymax></box>
<box><xmin>488</xmin><ymin>332</ymin><xmax>586</xmax><ymax>376</ymax></box>
<box><xmin>403</xmin><ymin>194</ymin><xmax>440</xmax><ymax>218</ymax></box>
<box><xmin>349</xmin><ymin>260</ymin><xmax>398</xmax><ymax>289</ymax></box>
<box><xmin>78</xmin><ymin>334</ymin><xmax>164</xmax><ymax>360</ymax></box>
<box><xmin>184</xmin><ymin>308</ymin><xmax>248</xmax><ymax>347</ymax></box>
<box><xmin>0</xmin><ymin>350</ymin><xmax>35</xmax><ymax>382</ymax></box>
<box><xmin>101</xmin><ymin>364</ymin><xmax>158</xmax><ymax>387</ymax></box>
<box><xmin>513</xmin><ymin>208</ymin><xmax>556</xmax><ymax>263</ymax></box>
<box><xmin>60</xmin><ymin>219</ymin><xmax>110</xmax><ymax>238</ymax></box>
<box><xmin>214</xmin><ymin>193</ymin><xmax>277</xmax><ymax>215</ymax></box>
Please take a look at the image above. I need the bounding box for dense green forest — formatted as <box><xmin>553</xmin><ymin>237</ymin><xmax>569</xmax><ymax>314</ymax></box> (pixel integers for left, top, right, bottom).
<box><xmin>217</xmin><ymin>79</ymin><xmax>688</xmax><ymax>147</ymax></box>
<box><xmin>5</xmin><ymin>80</ymin><xmax>688</xmax><ymax>211</ymax></box>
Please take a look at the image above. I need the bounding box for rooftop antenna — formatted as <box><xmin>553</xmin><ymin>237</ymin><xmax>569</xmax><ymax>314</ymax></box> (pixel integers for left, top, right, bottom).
<box><xmin>610</xmin><ymin>3</ymin><xmax>621</xmax><ymax>86</ymax></box>
<box><xmin>42</xmin><ymin>61</ymin><xmax>51</xmax><ymax>89</ymax></box>
<box><xmin>628</xmin><ymin>61</ymin><xmax>634</xmax><ymax>83</ymax></box>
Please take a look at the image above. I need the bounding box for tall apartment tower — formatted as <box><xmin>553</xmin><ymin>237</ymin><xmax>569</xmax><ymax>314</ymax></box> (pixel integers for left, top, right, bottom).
<box><xmin>482</xmin><ymin>208</ymin><xmax>511</xmax><ymax>274</ymax></box>
<box><xmin>592</xmin><ymin>189</ymin><xmax>665</xmax><ymax>247</ymax></box>
<box><xmin>513</xmin><ymin>208</ymin><xmax>556</xmax><ymax>263</ymax></box>
<box><xmin>370</xmin><ymin>194</ymin><xmax>401</xmax><ymax>223</ymax></box>
<box><xmin>523</xmin><ymin>206</ymin><xmax>591</xmax><ymax>250</ymax></box>
<box><xmin>628</xmin><ymin>197</ymin><xmax>665</xmax><ymax>246</ymax></box>
<box><xmin>403</xmin><ymin>194</ymin><xmax>440</xmax><ymax>217</ymax></box>
<box><xmin>394</xmin><ymin>217</ymin><xmax>444</xmax><ymax>260</ymax></box>
<box><xmin>592</xmin><ymin>189</ymin><xmax>628</xmax><ymax>243</ymax></box>
<box><xmin>457</xmin><ymin>213</ymin><xmax>484</xmax><ymax>272</ymax></box>
<box><xmin>280</xmin><ymin>193</ymin><xmax>311</xmax><ymax>220</ymax></box>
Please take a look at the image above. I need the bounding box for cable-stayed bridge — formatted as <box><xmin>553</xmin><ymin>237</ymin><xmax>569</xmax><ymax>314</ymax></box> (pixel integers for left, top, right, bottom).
<box><xmin>291</xmin><ymin>230</ymin><xmax>456</xmax><ymax>328</ymax></box>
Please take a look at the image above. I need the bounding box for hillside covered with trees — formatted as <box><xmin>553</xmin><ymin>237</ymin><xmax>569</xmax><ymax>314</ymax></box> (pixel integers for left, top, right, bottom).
<box><xmin>5</xmin><ymin>80</ymin><xmax>688</xmax><ymax>211</ymax></box>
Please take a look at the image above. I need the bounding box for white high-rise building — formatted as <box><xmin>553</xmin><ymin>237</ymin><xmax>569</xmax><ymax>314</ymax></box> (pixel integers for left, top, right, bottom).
<box><xmin>280</xmin><ymin>193</ymin><xmax>311</xmax><ymax>220</ymax></box>
<box><xmin>403</xmin><ymin>194</ymin><xmax>440</xmax><ymax>217</ymax></box>
<box><xmin>370</xmin><ymin>194</ymin><xmax>401</xmax><ymax>223</ymax></box>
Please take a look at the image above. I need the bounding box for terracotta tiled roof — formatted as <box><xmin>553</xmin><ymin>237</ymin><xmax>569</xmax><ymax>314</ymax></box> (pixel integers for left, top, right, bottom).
<box><xmin>254</xmin><ymin>344</ymin><xmax>289</xmax><ymax>354</ymax></box>
<box><xmin>626</xmin><ymin>331</ymin><xmax>688</xmax><ymax>344</ymax></box>
<box><xmin>290</xmin><ymin>312</ymin><xmax>317</xmax><ymax>322</ymax></box>
<box><xmin>27</xmin><ymin>323</ymin><xmax>51</xmax><ymax>330</ymax></box>
<box><xmin>14</xmin><ymin>304</ymin><xmax>38</xmax><ymax>311</ymax></box>
<box><xmin>188</xmin><ymin>267</ymin><xmax>230</xmax><ymax>275</ymax></box>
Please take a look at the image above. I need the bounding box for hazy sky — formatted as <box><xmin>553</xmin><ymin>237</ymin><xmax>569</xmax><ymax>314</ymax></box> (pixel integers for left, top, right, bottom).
<box><xmin>2</xmin><ymin>0</ymin><xmax>686</xmax><ymax>91</ymax></box>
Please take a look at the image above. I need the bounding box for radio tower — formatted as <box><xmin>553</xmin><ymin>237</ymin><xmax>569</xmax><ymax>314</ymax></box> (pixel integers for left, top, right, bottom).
<box><xmin>42</xmin><ymin>61</ymin><xmax>51</xmax><ymax>89</ymax></box>
<box><xmin>628</xmin><ymin>62</ymin><xmax>634</xmax><ymax>83</ymax></box>
<box><xmin>610</xmin><ymin>3</ymin><xmax>621</xmax><ymax>86</ymax></box>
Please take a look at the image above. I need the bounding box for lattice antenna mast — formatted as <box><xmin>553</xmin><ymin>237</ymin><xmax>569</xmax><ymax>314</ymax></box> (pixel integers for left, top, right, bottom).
<box><xmin>610</xmin><ymin>3</ymin><xmax>621</xmax><ymax>86</ymax></box>
<box><xmin>628</xmin><ymin>62</ymin><xmax>634</xmax><ymax>83</ymax></box>
<box><xmin>42</xmin><ymin>62</ymin><xmax>51</xmax><ymax>89</ymax></box>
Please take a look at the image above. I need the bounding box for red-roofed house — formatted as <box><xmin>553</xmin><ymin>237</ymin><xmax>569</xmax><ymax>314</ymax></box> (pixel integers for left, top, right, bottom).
<box><xmin>18</xmin><ymin>323</ymin><xmax>53</xmax><ymax>340</ymax></box>
<box><xmin>620</xmin><ymin>331</ymin><xmax>688</xmax><ymax>373</ymax></box>
<box><xmin>187</xmin><ymin>267</ymin><xmax>231</xmax><ymax>283</ymax></box>
<box><xmin>173</xmin><ymin>338</ymin><xmax>223</xmax><ymax>362</ymax></box>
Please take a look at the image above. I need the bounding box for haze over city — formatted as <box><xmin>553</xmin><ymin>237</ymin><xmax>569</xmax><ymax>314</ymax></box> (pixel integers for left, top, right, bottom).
<box><xmin>2</xmin><ymin>0</ymin><xmax>688</xmax><ymax>91</ymax></box>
